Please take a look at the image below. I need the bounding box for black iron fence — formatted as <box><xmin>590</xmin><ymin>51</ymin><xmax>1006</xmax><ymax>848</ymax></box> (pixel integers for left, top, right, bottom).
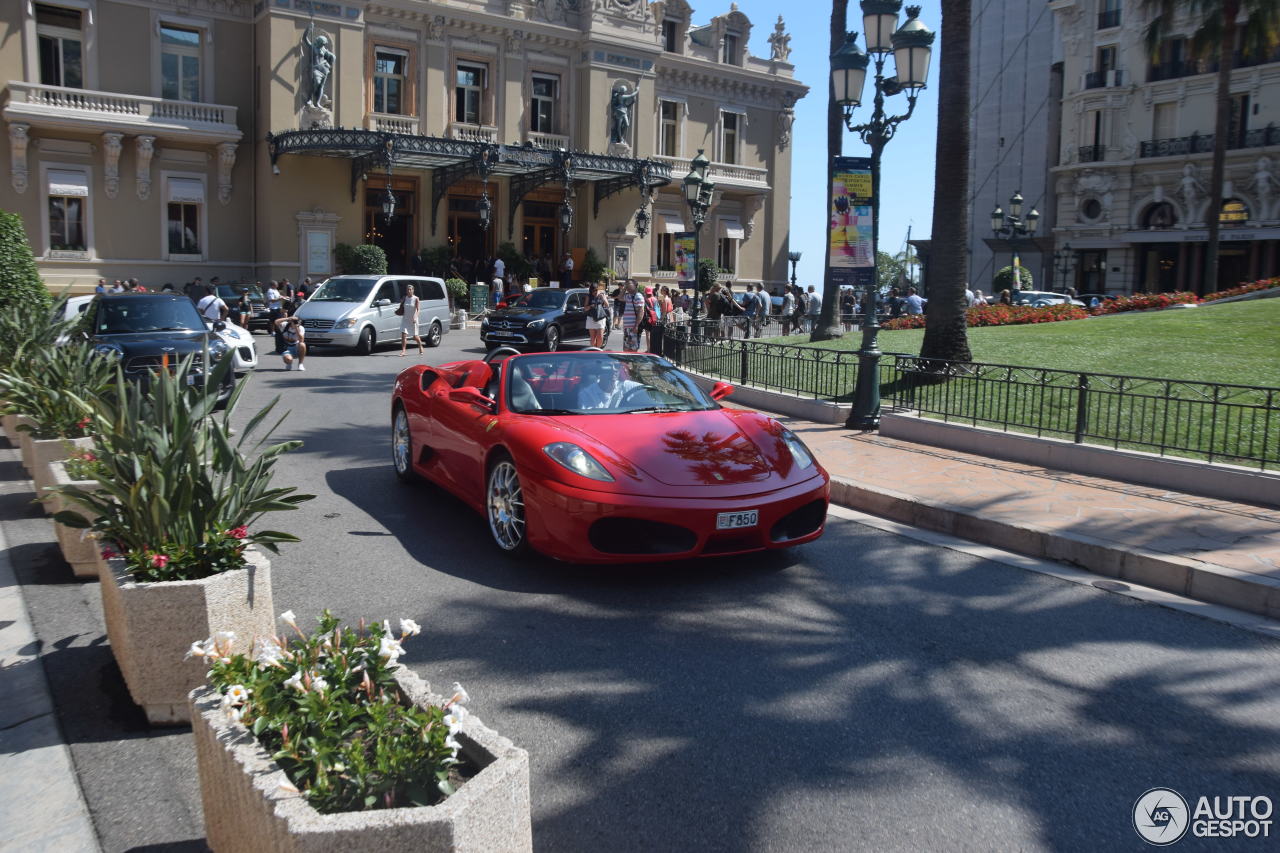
<box><xmin>658</xmin><ymin>330</ymin><xmax>1280</xmax><ymax>470</ymax></box>
<box><xmin>885</xmin><ymin>356</ymin><xmax>1280</xmax><ymax>470</ymax></box>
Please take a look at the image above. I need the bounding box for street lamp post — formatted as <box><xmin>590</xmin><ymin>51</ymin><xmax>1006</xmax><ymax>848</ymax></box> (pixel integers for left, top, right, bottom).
<box><xmin>990</xmin><ymin>190</ymin><xmax>1040</xmax><ymax>295</ymax></box>
<box><xmin>682</xmin><ymin>149</ymin><xmax>716</xmax><ymax>336</ymax></box>
<box><xmin>788</xmin><ymin>250</ymin><xmax>801</xmax><ymax>289</ymax></box>
<box><xmin>1053</xmin><ymin>242</ymin><xmax>1074</xmax><ymax>293</ymax></box>
<box><xmin>832</xmin><ymin>2</ymin><xmax>935</xmax><ymax>430</ymax></box>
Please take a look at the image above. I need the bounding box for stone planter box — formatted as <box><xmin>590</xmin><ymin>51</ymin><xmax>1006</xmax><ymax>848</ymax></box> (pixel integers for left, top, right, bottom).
<box><xmin>1</xmin><ymin>411</ymin><xmax>21</xmax><ymax>444</ymax></box>
<box><xmin>14</xmin><ymin>415</ymin><xmax>36</xmax><ymax>473</ymax></box>
<box><xmin>31</xmin><ymin>435</ymin><xmax>94</xmax><ymax>512</ymax></box>
<box><xmin>190</xmin><ymin>667</ymin><xmax>532</xmax><ymax>853</ymax></box>
<box><xmin>47</xmin><ymin>460</ymin><xmax>103</xmax><ymax>579</ymax></box>
<box><xmin>100</xmin><ymin>549</ymin><xmax>275</xmax><ymax>725</ymax></box>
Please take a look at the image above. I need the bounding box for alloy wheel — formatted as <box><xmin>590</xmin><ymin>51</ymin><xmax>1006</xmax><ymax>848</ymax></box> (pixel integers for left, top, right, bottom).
<box><xmin>487</xmin><ymin>459</ymin><xmax>527</xmax><ymax>552</ymax></box>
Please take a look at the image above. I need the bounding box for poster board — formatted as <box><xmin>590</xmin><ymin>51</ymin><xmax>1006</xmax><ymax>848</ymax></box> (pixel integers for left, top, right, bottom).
<box><xmin>829</xmin><ymin>157</ymin><xmax>875</xmax><ymax>289</ymax></box>
<box><xmin>674</xmin><ymin>232</ymin><xmax>696</xmax><ymax>285</ymax></box>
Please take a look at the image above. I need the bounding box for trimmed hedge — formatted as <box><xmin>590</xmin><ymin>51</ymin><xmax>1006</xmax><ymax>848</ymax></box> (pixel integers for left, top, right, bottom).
<box><xmin>0</xmin><ymin>210</ymin><xmax>49</xmax><ymax>313</ymax></box>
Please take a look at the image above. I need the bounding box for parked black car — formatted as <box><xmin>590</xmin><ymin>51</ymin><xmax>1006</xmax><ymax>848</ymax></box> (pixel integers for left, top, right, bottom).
<box><xmin>215</xmin><ymin>283</ymin><xmax>270</xmax><ymax>331</ymax></box>
<box><xmin>83</xmin><ymin>293</ymin><xmax>235</xmax><ymax>402</ymax></box>
<box><xmin>479</xmin><ymin>287</ymin><xmax>591</xmax><ymax>352</ymax></box>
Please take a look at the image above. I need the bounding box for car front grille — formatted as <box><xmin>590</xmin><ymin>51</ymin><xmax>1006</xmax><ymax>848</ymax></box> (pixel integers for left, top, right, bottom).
<box><xmin>770</xmin><ymin>499</ymin><xmax>827</xmax><ymax>542</ymax></box>
<box><xmin>125</xmin><ymin>353</ymin><xmax>204</xmax><ymax>374</ymax></box>
<box><xmin>237</xmin><ymin>346</ymin><xmax>253</xmax><ymax>361</ymax></box>
<box><xmin>487</xmin><ymin>320</ymin><xmax>525</xmax><ymax>330</ymax></box>
<box><xmin>301</xmin><ymin>318</ymin><xmax>334</xmax><ymax>330</ymax></box>
<box><xmin>588</xmin><ymin>517</ymin><xmax>697</xmax><ymax>555</ymax></box>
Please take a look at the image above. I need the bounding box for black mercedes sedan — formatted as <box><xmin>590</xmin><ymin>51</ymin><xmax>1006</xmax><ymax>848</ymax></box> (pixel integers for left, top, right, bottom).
<box><xmin>82</xmin><ymin>293</ymin><xmax>235</xmax><ymax>402</ymax></box>
<box><xmin>479</xmin><ymin>287</ymin><xmax>591</xmax><ymax>352</ymax></box>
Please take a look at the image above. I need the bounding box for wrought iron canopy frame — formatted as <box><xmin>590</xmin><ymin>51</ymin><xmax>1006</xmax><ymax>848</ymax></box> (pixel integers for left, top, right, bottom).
<box><xmin>265</xmin><ymin>128</ymin><xmax>672</xmax><ymax>235</ymax></box>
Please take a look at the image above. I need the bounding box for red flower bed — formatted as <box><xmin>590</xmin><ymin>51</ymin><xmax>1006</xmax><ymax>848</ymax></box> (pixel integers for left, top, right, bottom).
<box><xmin>881</xmin><ymin>303</ymin><xmax>1087</xmax><ymax>331</ymax></box>
<box><xmin>1089</xmin><ymin>291</ymin><xmax>1199</xmax><ymax>315</ymax></box>
<box><xmin>1201</xmin><ymin>277</ymin><xmax>1280</xmax><ymax>302</ymax></box>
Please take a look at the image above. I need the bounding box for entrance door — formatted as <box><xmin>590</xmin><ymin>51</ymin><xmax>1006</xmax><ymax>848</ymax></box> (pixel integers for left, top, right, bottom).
<box><xmin>448</xmin><ymin>194</ymin><xmax>493</xmax><ymax>275</ymax></box>
<box><xmin>1218</xmin><ymin>244</ymin><xmax>1250</xmax><ymax>290</ymax></box>
<box><xmin>522</xmin><ymin>200</ymin><xmax>560</xmax><ymax>282</ymax></box>
<box><xmin>1139</xmin><ymin>243</ymin><xmax>1179</xmax><ymax>292</ymax></box>
<box><xmin>365</xmin><ymin>179</ymin><xmax>416</xmax><ymax>273</ymax></box>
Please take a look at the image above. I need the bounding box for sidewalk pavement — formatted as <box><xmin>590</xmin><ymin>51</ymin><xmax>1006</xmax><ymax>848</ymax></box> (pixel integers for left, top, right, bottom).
<box><xmin>5</xmin><ymin>415</ymin><xmax>1280</xmax><ymax>848</ymax></box>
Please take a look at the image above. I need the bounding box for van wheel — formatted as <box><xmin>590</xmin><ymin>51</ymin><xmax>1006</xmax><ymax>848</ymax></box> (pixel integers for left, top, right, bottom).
<box><xmin>355</xmin><ymin>327</ymin><xmax>374</xmax><ymax>355</ymax></box>
<box><xmin>425</xmin><ymin>321</ymin><xmax>442</xmax><ymax>348</ymax></box>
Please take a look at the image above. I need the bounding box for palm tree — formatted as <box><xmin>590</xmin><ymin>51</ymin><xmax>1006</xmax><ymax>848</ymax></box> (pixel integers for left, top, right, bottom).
<box><xmin>1140</xmin><ymin>0</ymin><xmax>1279</xmax><ymax>293</ymax></box>
<box><xmin>919</xmin><ymin>0</ymin><xmax>973</xmax><ymax>363</ymax></box>
<box><xmin>811</xmin><ymin>0</ymin><xmax>849</xmax><ymax>342</ymax></box>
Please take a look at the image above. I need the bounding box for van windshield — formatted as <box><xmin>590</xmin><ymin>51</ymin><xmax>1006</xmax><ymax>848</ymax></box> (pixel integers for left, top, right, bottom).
<box><xmin>310</xmin><ymin>278</ymin><xmax>377</xmax><ymax>303</ymax></box>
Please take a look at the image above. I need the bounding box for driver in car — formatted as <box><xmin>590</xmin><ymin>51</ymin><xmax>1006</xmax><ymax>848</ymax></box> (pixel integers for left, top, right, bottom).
<box><xmin>579</xmin><ymin>362</ymin><xmax>641</xmax><ymax>410</ymax></box>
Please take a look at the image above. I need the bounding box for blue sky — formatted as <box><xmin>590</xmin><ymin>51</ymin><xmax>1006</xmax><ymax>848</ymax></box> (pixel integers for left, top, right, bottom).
<box><xmin>717</xmin><ymin>0</ymin><xmax>945</xmax><ymax>292</ymax></box>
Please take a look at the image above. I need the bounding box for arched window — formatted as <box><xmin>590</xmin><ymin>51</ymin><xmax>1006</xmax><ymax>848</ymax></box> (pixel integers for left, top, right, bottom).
<box><xmin>1141</xmin><ymin>202</ymin><xmax>1177</xmax><ymax>229</ymax></box>
<box><xmin>1219</xmin><ymin>199</ymin><xmax>1249</xmax><ymax>226</ymax></box>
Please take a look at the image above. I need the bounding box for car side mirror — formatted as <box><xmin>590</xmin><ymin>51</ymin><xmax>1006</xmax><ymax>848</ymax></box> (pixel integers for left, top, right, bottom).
<box><xmin>710</xmin><ymin>381</ymin><xmax>734</xmax><ymax>401</ymax></box>
<box><xmin>449</xmin><ymin>386</ymin><xmax>496</xmax><ymax>412</ymax></box>
<box><xmin>374</xmin><ymin>298</ymin><xmax>390</xmax><ymax>307</ymax></box>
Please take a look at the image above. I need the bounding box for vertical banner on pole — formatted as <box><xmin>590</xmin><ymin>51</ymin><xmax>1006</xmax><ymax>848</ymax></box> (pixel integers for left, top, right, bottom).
<box><xmin>674</xmin><ymin>232</ymin><xmax>696</xmax><ymax>286</ymax></box>
<box><xmin>829</xmin><ymin>157</ymin><xmax>875</xmax><ymax>290</ymax></box>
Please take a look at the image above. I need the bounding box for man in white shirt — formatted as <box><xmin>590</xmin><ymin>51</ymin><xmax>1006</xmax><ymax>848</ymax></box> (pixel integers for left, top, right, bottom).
<box><xmin>805</xmin><ymin>285</ymin><xmax>822</xmax><ymax>332</ymax></box>
<box><xmin>965</xmin><ymin>284</ymin><xmax>976</xmax><ymax>307</ymax></box>
<box><xmin>904</xmin><ymin>286</ymin><xmax>925</xmax><ymax>315</ymax></box>
<box><xmin>196</xmin><ymin>291</ymin><xmax>229</xmax><ymax>322</ymax></box>
<box><xmin>579</xmin><ymin>363</ymin><xmax>641</xmax><ymax>410</ymax></box>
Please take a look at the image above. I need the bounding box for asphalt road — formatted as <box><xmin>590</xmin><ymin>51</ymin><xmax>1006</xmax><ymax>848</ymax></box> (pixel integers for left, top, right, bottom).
<box><xmin>5</xmin><ymin>328</ymin><xmax>1280</xmax><ymax>852</ymax></box>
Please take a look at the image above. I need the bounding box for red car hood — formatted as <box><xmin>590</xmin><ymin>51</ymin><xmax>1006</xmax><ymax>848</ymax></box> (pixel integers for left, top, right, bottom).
<box><xmin>549</xmin><ymin>409</ymin><xmax>783</xmax><ymax>487</ymax></box>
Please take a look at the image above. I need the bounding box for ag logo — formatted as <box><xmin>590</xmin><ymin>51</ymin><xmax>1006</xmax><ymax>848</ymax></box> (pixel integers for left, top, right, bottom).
<box><xmin>1134</xmin><ymin>788</ymin><xmax>1190</xmax><ymax>845</ymax></box>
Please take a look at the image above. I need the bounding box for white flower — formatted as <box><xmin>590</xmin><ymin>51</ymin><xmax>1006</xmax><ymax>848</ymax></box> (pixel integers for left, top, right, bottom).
<box><xmin>185</xmin><ymin>640</ymin><xmax>208</xmax><ymax>660</ymax></box>
<box><xmin>279</xmin><ymin>610</ymin><xmax>299</xmax><ymax>630</ymax></box>
<box><xmin>278</xmin><ymin>780</ymin><xmax>300</xmax><ymax>794</ymax></box>
<box><xmin>213</xmin><ymin>630</ymin><xmax>236</xmax><ymax>647</ymax></box>
<box><xmin>399</xmin><ymin>618</ymin><xmax>421</xmax><ymax>637</ymax></box>
<box><xmin>444</xmin><ymin>734</ymin><xmax>462</xmax><ymax>754</ymax></box>
<box><xmin>378</xmin><ymin>636</ymin><xmax>404</xmax><ymax>663</ymax></box>
<box><xmin>253</xmin><ymin>637</ymin><xmax>286</xmax><ymax>667</ymax></box>
<box><xmin>223</xmin><ymin>684</ymin><xmax>250</xmax><ymax>706</ymax></box>
<box><xmin>311</xmin><ymin>675</ymin><xmax>329</xmax><ymax>693</ymax></box>
<box><xmin>283</xmin><ymin>670</ymin><xmax>305</xmax><ymax>692</ymax></box>
<box><xmin>443</xmin><ymin>709</ymin><xmax>466</xmax><ymax>734</ymax></box>
<box><xmin>448</xmin><ymin>682</ymin><xmax>470</xmax><ymax>706</ymax></box>
<box><xmin>226</xmin><ymin>706</ymin><xmax>243</xmax><ymax>724</ymax></box>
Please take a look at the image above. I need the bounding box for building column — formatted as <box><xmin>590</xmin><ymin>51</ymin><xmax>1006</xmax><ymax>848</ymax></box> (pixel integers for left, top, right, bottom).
<box><xmin>1176</xmin><ymin>242</ymin><xmax>1188</xmax><ymax>291</ymax></box>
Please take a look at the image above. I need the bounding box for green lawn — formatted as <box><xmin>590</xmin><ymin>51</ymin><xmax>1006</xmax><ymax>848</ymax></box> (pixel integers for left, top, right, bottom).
<box><xmin>767</xmin><ymin>298</ymin><xmax>1280</xmax><ymax>388</ymax></box>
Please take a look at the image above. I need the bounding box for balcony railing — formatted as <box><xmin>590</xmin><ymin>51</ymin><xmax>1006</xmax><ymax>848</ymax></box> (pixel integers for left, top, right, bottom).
<box><xmin>1078</xmin><ymin>145</ymin><xmax>1106</xmax><ymax>163</ymax></box>
<box><xmin>1148</xmin><ymin>60</ymin><xmax>1203</xmax><ymax>82</ymax></box>
<box><xmin>1097</xmin><ymin>9</ymin><xmax>1121</xmax><ymax>29</ymax></box>
<box><xmin>4</xmin><ymin>81</ymin><xmax>240</xmax><ymax>141</ymax></box>
<box><xmin>652</xmin><ymin>155</ymin><xmax>770</xmax><ymax>189</ymax></box>
<box><xmin>366</xmin><ymin>113</ymin><xmax>419</xmax><ymax>135</ymax></box>
<box><xmin>526</xmin><ymin>131</ymin><xmax>570</xmax><ymax>150</ymax></box>
<box><xmin>1139</xmin><ymin>125</ymin><xmax>1279</xmax><ymax>158</ymax></box>
<box><xmin>447</xmin><ymin>122</ymin><xmax>499</xmax><ymax>143</ymax></box>
<box><xmin>1083</xmin><ymin>69</ymin><xmax>1123</xmax><ymax>89</ymax></box>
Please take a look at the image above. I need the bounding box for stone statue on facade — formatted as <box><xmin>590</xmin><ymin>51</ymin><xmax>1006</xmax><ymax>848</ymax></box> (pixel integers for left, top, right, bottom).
<box><xmin>768</xmin><ymin>16</ymin><xmax>791</xmax><ymax>62</ymax></box>
<box><xmin>1250</xmin><ymin>156</ymin><xmax>1275</xmax><ymax>218</ymax></box>
<box><xmin>610</xmin><ymin>82</ymin><xmax>640</xmax><ymax>146</ymax></box>
<box><xmin>302</xmin><ymin>22</ymin><xmax>335</xmax><ymax>110</ymax></box>
<box><xmin>1178</xmin><ymin>163</ymin><xmax>1203</xmax><ymax>216</ymax></box>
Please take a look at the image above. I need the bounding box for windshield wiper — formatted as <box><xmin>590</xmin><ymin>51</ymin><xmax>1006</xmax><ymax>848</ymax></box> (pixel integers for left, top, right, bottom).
<box><xmin>625</xmin><ymin>406</ymin><xmax>681</xmax><ymax>414</ymax></box>
<box><xmin>524</xmin><ymin>408</ymin><xmax>578</xmax><ymax>415</ymax></box>
<box><xmin>155</xmin><ymin>326</ymin><xmax>197</xmax><ymax>331</ymax></box>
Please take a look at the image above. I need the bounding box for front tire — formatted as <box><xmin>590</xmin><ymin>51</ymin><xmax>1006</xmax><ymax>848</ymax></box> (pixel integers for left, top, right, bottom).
<box><xmin>544</xmin><ymin>325</ymin><xmax>560</xmax><ymax>352</ymax></box>
<box><xmin>486</xmin><ymin>454</ymin><xmax>529</xmax><ymax>556</ymax></box>
<box><xmin>392</xmin><ymin>404</ymin><xmax>416</xmax><ymax>483</ymax></box>
<box><xmin>355</xmin><ymin>327</ymin><xmax>375</xmax><ymax>355</ymax></box>
<box><xmin>425</xmin><ymin>321</ymin><xmax>442</xmax><ymax>347</ymax></box>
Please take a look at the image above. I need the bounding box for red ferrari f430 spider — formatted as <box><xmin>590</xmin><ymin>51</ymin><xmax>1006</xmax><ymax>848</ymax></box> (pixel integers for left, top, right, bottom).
<box><xmin>391</xmin><ymin>348</ymin><xmax>829</xmax><ymax>563</ymax></box>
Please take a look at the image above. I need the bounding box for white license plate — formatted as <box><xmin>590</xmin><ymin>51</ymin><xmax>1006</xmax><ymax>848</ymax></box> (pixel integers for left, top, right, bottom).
<box><xmin>186</xmin><ymin>374</ymin><xmax>198</xmax><ymax>386</ymax></box>
<box><xmin>716</xmin><ymin>510</ymin><xmax>759</xmax><ymax>530</ymax></box>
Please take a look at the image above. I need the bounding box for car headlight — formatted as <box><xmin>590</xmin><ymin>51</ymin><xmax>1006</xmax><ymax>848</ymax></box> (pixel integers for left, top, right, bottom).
<box><xmin>93</xmin><ymin>343</ymin><xmax>123</xmax><ymax>360</ymax></box>
<box><xmin>334</xmin><ymin>317</ymin><xmax>357</xmax><ymax>329</ymax></box>
<box><xmin>209</xmin><ymin>339</ymin><xmax>231</xmax><ymax>361</ymax></box>
<box><xmin>781</xmin><ymin>428</ymin><xmax>815</xmax><ymax>469</ymax></box>
<box><xmin>543</xmin><ymin>442</ymin><xmax>614</xmax><ymax>482</ymax></box>
<box><xmin>526</xmin><ymin>319</ymin><xmax>545</xmax><ymax>331</ymax></box>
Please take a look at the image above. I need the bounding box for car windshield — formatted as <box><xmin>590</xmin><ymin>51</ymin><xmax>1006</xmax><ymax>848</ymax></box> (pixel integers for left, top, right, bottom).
<box><xmin>309</xmin><ymin>278</ymin><xmax>377</xmax><ymax>303</ymax></box>
<box><xmin>96</xmin><ymin>298</ymin><xmax>203</xmax><ymax>334</ymax></box>
<box><xmin>508</xmin><ymin>290</ymin><xmax>566</xmax><ymax>310</ymax></box>
<box><xmin>218</xmin><ymin>284</ymin><xmax>263</xmax><ymax>301</ymax></box>
<box><xmin>505</xmin><ymin>353</ymin><xmax>717</xmax><ymax>415</ymax></box>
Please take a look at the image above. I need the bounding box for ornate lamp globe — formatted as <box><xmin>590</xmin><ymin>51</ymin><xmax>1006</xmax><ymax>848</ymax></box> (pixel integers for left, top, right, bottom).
<box><xmin>891</xmin><ymin>5</ymin><xmax>935</xmax><ymax>90</ymax></box>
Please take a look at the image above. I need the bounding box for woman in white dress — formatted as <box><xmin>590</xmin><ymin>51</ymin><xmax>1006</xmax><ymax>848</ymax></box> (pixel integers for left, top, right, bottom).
<box><xmin>399</xmin><ymin>284</ymin><xmax>423</xmax><ymax>356</ymax></box>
